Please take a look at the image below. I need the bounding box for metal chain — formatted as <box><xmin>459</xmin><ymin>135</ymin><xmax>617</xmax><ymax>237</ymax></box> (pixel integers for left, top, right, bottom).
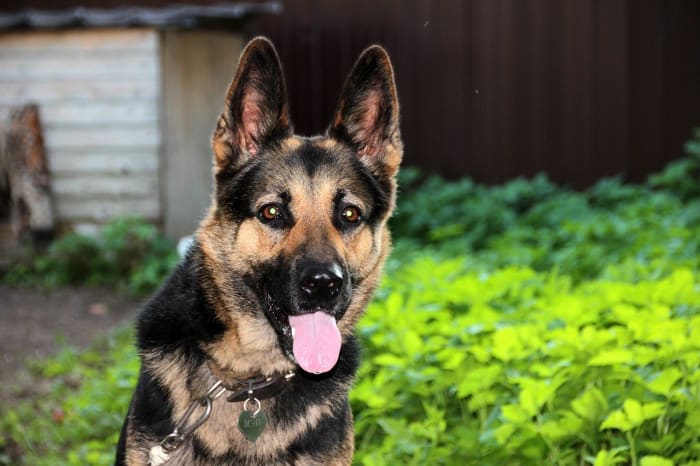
<box><xmin>148</xmin><ymin>380</ymin><xmax>227</xmax><ymax>465</ymax></box>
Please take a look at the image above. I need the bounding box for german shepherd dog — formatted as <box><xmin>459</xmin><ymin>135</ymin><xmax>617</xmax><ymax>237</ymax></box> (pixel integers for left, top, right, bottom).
<box><xmin>115</xmin><ymin>37</ymin><xmax>402</xmax><ymax>465</ymax></box>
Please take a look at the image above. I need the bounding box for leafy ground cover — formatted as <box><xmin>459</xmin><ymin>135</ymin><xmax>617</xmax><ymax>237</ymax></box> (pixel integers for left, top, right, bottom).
<box><xmin>353</xmin><ymin>261</ymin><xmax>700</xmax><ymax>465</ymax></box>
<box><xmin>1</xmin><ymin>130</ymin><xmax>699</xmax><ymax>465</ymax></box>
<box><xmin>3</xmin><ymin>217</ymin><xmax>178</xmax><ymax>296</ymax></box>
<box><xmin>0</xmin><ymin>328</ymin><xmax>137</xmax><ymax>465</ymax></box>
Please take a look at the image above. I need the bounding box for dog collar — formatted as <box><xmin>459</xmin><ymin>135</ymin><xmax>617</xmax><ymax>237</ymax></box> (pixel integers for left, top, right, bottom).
<box><xmin>221</xmin><ymin>371</ymin><xmax>296</xmax><ymax>402</ymax></box>
<box><xmin>206</xmin><ymin>362</ymin><xmax>296</xmax><ymax>401</ymax></box>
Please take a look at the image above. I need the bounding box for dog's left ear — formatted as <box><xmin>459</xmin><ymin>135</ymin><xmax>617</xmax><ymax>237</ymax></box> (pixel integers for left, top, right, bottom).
<box><xmin>329</xmin><ymin>46</ymin><xmax>402</xmax><ymax>180</ymax></box>
<box><xmin>212</xmin><ymin>37</ymin><xmax>292</xmax><ymax>175</ymax></box>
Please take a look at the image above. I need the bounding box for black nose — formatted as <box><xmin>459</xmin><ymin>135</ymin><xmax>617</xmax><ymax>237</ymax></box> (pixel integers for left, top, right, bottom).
<box><xmin>299</xmin><ymin>263</ymin><xmax>344</xmax><ymax>304</ymax></box>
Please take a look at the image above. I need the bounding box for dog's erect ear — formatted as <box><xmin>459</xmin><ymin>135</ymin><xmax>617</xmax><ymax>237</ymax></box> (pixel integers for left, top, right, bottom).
<box><xmin>212</xmin><ymin>37</ymin><xmax>292</xmax><ymax>174</ymax></box>
<box><xmin>329</xmin><ymin>45</ymin><xmax>402</xmax><ymax>179</ymax></box>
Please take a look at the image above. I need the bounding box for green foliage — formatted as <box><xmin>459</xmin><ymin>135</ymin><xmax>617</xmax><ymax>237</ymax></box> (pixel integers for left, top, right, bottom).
<box><xmin>0</xmin><ymin>328</ymin><xmax>138</xmax><ymax>465</ymax></box>
<box><xmin>2</xmin><ymin>149</ymin><xmax>700</xmax><ymax>464</ymax></box>
<box><xmin>351</xmin><ymin>261</ymin><xmax>700</xmax><ymax>465</ymax></box>
<box><xmin>392</xmin><ymin>156</ymin><xmax>700</xmax><ymax>283</ymax></box>
<box><xmin>3</xmin><ymin>217</ymin><xmax>179</xmax><ymax>296</ymax></box>
<box><xmin>648</xmin><ymin>128</ymin><xmax>700</xmax><ymax>201</ymax></box>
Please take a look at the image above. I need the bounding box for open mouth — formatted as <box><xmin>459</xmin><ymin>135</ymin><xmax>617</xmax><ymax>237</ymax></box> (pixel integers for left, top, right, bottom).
<box><xmin>289</xmin><ymin>311</ymin><xmax>342</xmax><ymax>374</ymax></box>
<box><xmin>263</xmin><ymin>291</ymin><xmax>343</xmax><ymax>375</ymax></box>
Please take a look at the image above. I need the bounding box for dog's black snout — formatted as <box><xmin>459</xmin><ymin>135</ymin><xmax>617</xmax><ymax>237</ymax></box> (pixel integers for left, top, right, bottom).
<box><xmin>299</xmin><ymin>263</ymin><xmax>344</xmax><ymax>303</ymax></box>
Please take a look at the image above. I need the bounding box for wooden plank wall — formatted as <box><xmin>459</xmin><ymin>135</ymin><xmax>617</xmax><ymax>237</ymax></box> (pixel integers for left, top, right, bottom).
<box><xmin>247</xmin><ymin>0</ymin><xmax>700</xmax><ymax>187</ymax></box>
<box><xmin>0</xmin><ymin>29</ymin><xmax>160</xmax><ymax>230</ymax></box>
<box><xmin>160</xmin><ymin>30</ymin><xmax>243</xmax><ymax>239</ymax></box>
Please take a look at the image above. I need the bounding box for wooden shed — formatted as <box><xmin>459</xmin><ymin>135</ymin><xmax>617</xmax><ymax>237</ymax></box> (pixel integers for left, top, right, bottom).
<box><xmin>0</xmin><ymin>2</ymin><xmax>281</xmax><ymax>239</ymax></box>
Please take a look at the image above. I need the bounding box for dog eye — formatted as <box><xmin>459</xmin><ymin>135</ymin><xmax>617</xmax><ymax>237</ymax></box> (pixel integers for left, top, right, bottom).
<box><xmin>259</xmin><ymin>204</ymin><xmax>283</xmax><ymax>222</ymax></box>
<box><xmin>340</xmin><ymin>205</ymin><xmax>362</xmax><ymax>224</ymax></box>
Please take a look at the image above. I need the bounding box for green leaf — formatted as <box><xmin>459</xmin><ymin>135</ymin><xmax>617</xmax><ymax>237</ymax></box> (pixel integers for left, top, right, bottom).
<box><xmin>588</xmin><ymin>349</ymin><xmax>634</xmax><ymax>366</ymax></box>
<box><xmin>571</xmin><ymin>386</ymin><xmax>609</xmax><ymax>423</ymax></box>
<box><xmin>600</xmin><ymin>410</ymin><xmax>632</xmax><ymax>432</ymax></box>
<box><xmin>518</xmin><ymin>378</ymin><xmax>560</xmax><ymax>417</ymax></box>
<box><xmin>640</xmin><ymin>456</ymin><xmax>674</xmax><ymax>466</ymax></box>
<box><xmin>640</xmin><ymin>401</ymin><xmax>665</xmax><ymax>421</ymax></box>
<box><xmin>600</xmin><ymin>399</ymin><xmax>666</xmax><ymax>432</ymax></box>
<box><xmin>685</xmin><ymin>407</ymin><xmax>700</xmax><ymax>432</ymax></box>
<box><xmin>624</xmin><ymin>399</ymin><xmax>644</xmax><ymax>426</ymax></box>
<box><xmin>373</xmin><ymin>354</ymin><xmax>405</xmax><ymax>367</ymax></box>
<box><xmin>456</xmin><ymin>364</ymin><xmax>502</xmax><ymax>398</ymax></box>
<box><xmin>589</xmin><ymin>447</ymin><xmax>630</xmax><ymax>466</ymax></box>
<box><xmin>501</xmin><ymin>404</ymin><xmax>530</xmax><ymax>424</ymax></box>
<box><xmin>493</xmin><ymin>423</ymin><xmax>516</xmax><ymax>444</ymax></box>
<box><xmin>646</xmin><ymin>368</ymin><xmax>683</xmax><ymax>396</ymax></box>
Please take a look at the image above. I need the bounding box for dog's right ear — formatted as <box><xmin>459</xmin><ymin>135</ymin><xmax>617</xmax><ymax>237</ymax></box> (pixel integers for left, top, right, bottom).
<box><xmin>212</xmin><ymin>37</ymin><xmax>292</xmax><ymax>175</ymax></box>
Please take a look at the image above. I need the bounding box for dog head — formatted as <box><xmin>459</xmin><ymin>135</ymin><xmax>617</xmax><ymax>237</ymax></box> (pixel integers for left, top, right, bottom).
<box><xmin>197</xmin><ymin>37</ymin><xmax>401</xmax><ymax>375</ymax></box>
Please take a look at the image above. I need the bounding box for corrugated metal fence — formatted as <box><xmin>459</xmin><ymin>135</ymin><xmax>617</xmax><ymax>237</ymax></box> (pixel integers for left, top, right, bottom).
<box><xmin>247</xmin><ymin>0</ymin><xmax>700</xmax><ymax>187</ymax></box>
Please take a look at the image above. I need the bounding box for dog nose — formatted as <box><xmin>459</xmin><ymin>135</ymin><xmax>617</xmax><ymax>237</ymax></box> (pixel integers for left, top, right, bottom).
<box><xmin>299</xmin><ymin>263</ymin><xmax>344</xmax><ymax>303</ymax></box>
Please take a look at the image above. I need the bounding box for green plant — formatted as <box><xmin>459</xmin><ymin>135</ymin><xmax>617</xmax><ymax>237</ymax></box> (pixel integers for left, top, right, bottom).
<box><xmin>0</xmin><ymin>327</ymin><xmax>138</xmax><ymax>465</ymax></box>
<box><xmin>391</xmin><ymin>157</ymin><xmax>700</xmax><ymax>283</ymax></box>
<box><xmin>351</xmin><ymin>259</ymin><xmax>700</xmax><ymax>465</ymax></box>
<box><xmin>99</xmin><ymin>218</ymin><xmax>180</xmax><ymax>295</ymax></box>
<box><xmin>2</xmin><ymin>217</ymin><xmax>179</xmax><ymax>296</ymax></box>
<box><xmin>648</xmin><ymin>128</ymin><xmax>700</xmax><ymax>201</ymax></box>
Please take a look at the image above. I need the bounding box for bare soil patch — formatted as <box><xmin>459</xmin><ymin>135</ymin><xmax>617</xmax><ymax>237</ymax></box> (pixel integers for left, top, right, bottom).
<box><xmin>0</xmin><ymin>285</ymin><xmax>140</xmax><ymax>403</ymax></box>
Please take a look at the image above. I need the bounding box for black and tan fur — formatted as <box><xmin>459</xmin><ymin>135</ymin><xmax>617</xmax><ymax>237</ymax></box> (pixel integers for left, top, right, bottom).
<box><xmin>115</xmin><ymin>37</ymin><xmax>401</xmax><ymax>465</ymax></box>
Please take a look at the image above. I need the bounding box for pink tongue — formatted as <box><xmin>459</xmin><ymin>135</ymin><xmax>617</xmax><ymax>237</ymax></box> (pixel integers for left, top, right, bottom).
<box><xmin>289</xmin><ymin>311</ymin><xmax>342</xmax><ymax>374</ymax></box>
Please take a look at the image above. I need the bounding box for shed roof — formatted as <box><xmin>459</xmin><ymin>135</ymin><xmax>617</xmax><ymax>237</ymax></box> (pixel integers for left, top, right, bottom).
<box><xmin>0</xmin><ymin>2</ymin><xmax>282</xmax><ymax>29</ymax></box>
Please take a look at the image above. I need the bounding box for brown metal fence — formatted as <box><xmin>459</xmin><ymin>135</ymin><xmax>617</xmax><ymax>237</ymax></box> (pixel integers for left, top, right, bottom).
<box><xmin>247</xmin><ymin>0</ymin><xmax>700</xmax><ymax>187</ymax></box>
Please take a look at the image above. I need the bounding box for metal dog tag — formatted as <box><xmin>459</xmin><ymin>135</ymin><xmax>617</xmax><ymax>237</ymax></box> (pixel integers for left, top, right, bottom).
<box><xmin>238</xmin><ymin>410</ymin><xmax>267</xmax><ymax>442</ymax></box>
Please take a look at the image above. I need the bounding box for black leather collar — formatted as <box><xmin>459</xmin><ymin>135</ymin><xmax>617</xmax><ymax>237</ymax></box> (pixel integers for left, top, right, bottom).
<box><xmin>222</xmin><ymin>370</ymin><xmax>296</xmax><ymax>402</ymax></box>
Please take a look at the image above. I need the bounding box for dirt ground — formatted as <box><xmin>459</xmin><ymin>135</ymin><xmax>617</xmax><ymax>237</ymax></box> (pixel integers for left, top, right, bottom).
<box><xmin>0</xmin><ymin>285</ymin><xmax>140</xmax><ymax>403</ymax></box>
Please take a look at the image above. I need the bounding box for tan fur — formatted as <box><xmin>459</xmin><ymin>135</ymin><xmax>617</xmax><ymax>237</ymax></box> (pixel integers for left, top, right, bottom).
<box><xmin>314</xmin><ymin>137</ymin><xmax>343</xmax><ymax>152</ymax></box>
<box><xmin>205</xmin><ymin>317</ymin><xmax>296</xmax><ymax>377</ymax></box>
<box><xmin>125</xmin><ymin>427</ymin><xmax>153</xmax><ymax>465</ymax></box>
<box><xmin>282</xmin><ymin>135</ymin><xmax>305</xmax><ymax>152</ymax></box>
<box><xmin>211</xmin><ymin>117</ymin><xmax>235</xmax><ymax>175</ymax></box>
<box><xmin>143</xmin><ymin>352</ymin><xmax>193</xmax><ymax>406</ymax></box>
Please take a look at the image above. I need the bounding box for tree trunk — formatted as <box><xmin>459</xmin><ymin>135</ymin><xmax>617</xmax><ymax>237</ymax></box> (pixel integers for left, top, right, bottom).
<box><xmin>3</xmin><ymin>104</ymin><xmax>55</xmax><ymax>239</ymax></box>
